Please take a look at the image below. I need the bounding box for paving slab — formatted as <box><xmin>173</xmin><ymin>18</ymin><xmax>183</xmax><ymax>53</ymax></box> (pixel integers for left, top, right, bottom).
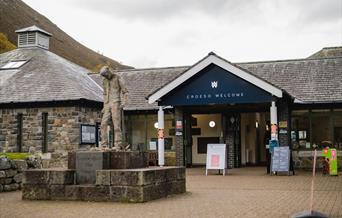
<box><xmin>1</xmin><ymin>167</ymin><xmax>342</xmax><ymax>218</ymax></box>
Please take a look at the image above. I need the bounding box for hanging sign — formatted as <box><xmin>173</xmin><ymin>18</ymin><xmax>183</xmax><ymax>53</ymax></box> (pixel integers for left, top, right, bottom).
<box><xmin>206</xmin><ymin>144</ymin><xmax>227</xmax><ymax>176</ymax></box>
<box><xmin>278</xmin><ymin>121</ymin><xmax>288</xmax><ymax>129</ymax></box>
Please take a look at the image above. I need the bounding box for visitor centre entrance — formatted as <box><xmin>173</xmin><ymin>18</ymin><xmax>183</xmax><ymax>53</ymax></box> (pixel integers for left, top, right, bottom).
<box><xmin>148</xmin><ymin>53</ymin><xmax>286</xmax><ymax>168</ymax></box>
<box><xmin>182</xmin><ymin>106</ymin><xmax>270</xmax><ymax>167</ymax></box>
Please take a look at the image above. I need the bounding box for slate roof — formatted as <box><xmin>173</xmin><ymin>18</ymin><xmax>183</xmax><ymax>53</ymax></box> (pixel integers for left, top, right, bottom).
<box><xmin>308</xmin><ymin>46</ymin><xmax>342</xmax><ymax>59</ymax></box>
<box><xmin>0</xmin><ymin>47</ymin><xmax>103</xmax><ymax>104</ymax></box>
<box><xmin>2</xmin><ymin>46</ymin><xmax>342</xmax><ymax>110</ymax></box>
<box><xmin>238</xmin><ymin>57</ymin><xmax>342</xmax><ymax>103</ymax></box>
<box><xmin>89</xmin><ymin>66</ymin><xmax>188</xmax><ymax>110</ymax></box>
<box><xmin>92</xmin><ymin>55</ymin><xmax>342</xmax><ymax>110</ymax></box>
<box><xmin>15</xmin><ymin>25</ymin><xmax>52</xmax><ymax>36</ymax></box>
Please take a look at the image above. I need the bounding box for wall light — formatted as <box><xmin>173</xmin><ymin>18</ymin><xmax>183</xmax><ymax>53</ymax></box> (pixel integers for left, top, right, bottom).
<box><xmin>154</xmin><ymin>122</ymin><xmax>158</xmax><ymax>129</ymax></box>
<box><xmin>209</xmin><ymin>121</ymin><xmax>216</xmax><ymax>128</ymax></box>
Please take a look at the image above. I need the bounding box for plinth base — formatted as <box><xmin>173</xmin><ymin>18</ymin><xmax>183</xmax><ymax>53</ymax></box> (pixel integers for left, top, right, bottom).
<box><xmin>22</xmin><ymin>167</ymin><xmax>185</xmax><ymax>202</ymax></box>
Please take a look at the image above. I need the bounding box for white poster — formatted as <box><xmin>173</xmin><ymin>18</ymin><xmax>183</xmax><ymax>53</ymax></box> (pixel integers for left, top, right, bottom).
<box><xmin>149</xmin><ymin>141</ymin><xmax>157</xmax><ymax>150</ymax></box>
<box><xmin>206</xmin><ymin>144</ymin><xmax>227</xmax><ymax>176</ymax></box>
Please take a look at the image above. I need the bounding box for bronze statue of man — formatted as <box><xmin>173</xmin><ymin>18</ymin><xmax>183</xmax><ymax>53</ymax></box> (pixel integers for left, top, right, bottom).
<box><xmin>99</xmin><ymin>66</ymin><xmax>128</xmax><ymax>149</ymax></box>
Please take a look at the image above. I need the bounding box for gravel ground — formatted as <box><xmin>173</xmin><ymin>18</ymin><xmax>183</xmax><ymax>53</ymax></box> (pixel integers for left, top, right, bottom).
<box><xmin>0</xmin><ymin>167</ymin><xmax>341</xmax><ymax>218</ymax></box>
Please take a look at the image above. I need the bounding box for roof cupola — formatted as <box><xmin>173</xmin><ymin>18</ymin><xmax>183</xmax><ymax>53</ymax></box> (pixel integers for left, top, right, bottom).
<box><xmin>15</xmin><ymin>25</ymin><xmax>52</xmax><ymax>50</ymax></box>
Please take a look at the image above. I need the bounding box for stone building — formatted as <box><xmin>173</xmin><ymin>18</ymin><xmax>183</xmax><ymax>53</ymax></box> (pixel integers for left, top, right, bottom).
<box><xmin>90</xmin><ymin>49</ymin><xmax>342</xmax><ymax>169</ymax></box>
<box><xmin>0</xmin><ymin>26</ymin><xmax>103</xmax><ymax>158</ymax></box>
<box><xmin>1</xmin><ymin>26</ymin><xmax>342</xmax><ymax>169</ymax></box>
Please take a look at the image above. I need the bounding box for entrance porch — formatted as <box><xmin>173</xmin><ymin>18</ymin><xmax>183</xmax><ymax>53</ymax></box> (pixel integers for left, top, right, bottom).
<box><xmin>148</xmin><ymin>52</ymin><xmax>290</xmax><ymax>168</ymax></box>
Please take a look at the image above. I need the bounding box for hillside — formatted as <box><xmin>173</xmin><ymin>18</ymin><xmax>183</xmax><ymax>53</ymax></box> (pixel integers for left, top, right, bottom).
<box><xmin>0</xmin><ymin>0</ymin><xmax>131</xmax><ymax>71</ymax></box>
<box><xmin>0</xmin><ymin>32</ymin><xmax>16</xmax><ymax>53</ymax></box>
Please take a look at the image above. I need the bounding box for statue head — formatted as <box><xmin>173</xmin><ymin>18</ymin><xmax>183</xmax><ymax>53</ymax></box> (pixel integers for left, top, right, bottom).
<box><xmin>100</xmin><ymin>66</ymin><xmax>114</xmax><ymax>80</ymax></box>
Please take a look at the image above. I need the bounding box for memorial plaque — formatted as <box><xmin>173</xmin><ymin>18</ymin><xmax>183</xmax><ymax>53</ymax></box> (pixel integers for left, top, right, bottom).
<box><xmin>271</xmin><ymin>146</ymin><xmax>290</xmax><ymax>173</ymax></box>
<box><xmin>76</xmin><ymin>151</ymin><xmax>110</xmax><ymax>184</ymax></box>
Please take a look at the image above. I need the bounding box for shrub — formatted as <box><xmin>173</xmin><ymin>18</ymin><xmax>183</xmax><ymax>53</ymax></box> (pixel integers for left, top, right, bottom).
<box><xmin>0</xmin><ymin>32</ymin><xmax>16</xmax><ymax>54</ymax></box>
<box><xmin>0</xmin><ymin>153</ymin><xmax>32</xmax><ymax>160</ymax></box>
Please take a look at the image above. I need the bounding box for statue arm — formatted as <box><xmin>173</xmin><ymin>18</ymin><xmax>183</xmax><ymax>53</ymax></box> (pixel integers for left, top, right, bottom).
<box><xmin>119</xmin><ymin>77</ymin><xmax>128</xmax><ymax>94</ymax></box>
<box><xmin>103</xmin><ymin>80</ymin><xmax>108</xmax><ymax>97</ymax></box>
<box><xmin>118</xmin><ymin>77</ymin><xmax>128</xmax><ymax>105</ymax></box>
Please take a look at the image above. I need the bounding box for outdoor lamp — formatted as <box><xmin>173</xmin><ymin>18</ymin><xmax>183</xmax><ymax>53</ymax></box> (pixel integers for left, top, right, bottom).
<box><xmin>209</xmin><ymin>121</ymin><xmax>216</xmax><ymax>128</ymax></box>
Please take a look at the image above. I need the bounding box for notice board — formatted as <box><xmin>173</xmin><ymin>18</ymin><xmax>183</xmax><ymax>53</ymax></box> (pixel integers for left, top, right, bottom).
<box><xmin>80</xmin><ymin>124</ymin><xmax>96</xmax><ymax>144</ymax></box>
<box><xmin>271</xmin><ymin>146</ymin><xmax>290</xmax><ymax>173</ymax></box>
<box><xmin>206</xmin><ymin>144</ymin><xmax>227</xmax><ymax>176</ymax></box>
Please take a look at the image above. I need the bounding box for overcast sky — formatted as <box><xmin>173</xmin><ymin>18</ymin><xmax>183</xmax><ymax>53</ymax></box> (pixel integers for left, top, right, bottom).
<box><xmin>23</xmin><ymin>0</ymin><xmax>342</xmax><ymax>68</ymax></box>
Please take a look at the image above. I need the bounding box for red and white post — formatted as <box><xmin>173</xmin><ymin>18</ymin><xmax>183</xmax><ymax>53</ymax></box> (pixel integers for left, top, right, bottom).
<box><xmin>158</xmin><ymin>106</ymin><xmax>165</xmax><ymax>167</ymax></box>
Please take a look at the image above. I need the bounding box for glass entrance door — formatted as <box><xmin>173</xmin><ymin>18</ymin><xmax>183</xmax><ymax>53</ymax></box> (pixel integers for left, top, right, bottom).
<box><xmin>190</xmin><ymin>114</ymin><xmax>222</xmax><ymax>165</ymax></box>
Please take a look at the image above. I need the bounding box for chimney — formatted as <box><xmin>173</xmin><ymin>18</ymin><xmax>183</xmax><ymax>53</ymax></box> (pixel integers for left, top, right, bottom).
<box><xmin>15</xmin><ymin>25</ymin><xmax>52</xmax><ymax>50</ymax></box>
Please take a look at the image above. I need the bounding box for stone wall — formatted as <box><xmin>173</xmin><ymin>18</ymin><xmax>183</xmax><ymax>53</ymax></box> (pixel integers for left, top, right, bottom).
<box><xmin>0</xmin><ymin>157</ymin><xmax>41</xmax><ymax>192</ymax></box>
<box><xmin>174</xmin><ymin>108</ymin><xmax>184</xmax><ymax>166</ymax></box>
<box><xmin>23</xmin><ymin>167</ymin><xmax>186</xmax><ymax>202</ymax></box>
<box><xmin>0</xmin><ymin>106</ymin><xmax>101</xmax><ymax>154</ymax></box>
<box><xmin>292</xmin><ymin>150</ymin><xmax>342</xmax><ymax>169</ymax></box>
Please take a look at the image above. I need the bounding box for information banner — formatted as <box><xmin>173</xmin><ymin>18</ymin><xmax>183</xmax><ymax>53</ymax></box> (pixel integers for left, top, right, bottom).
<box><xmin>206</xmin><ymin>144</ymin><xmax>227</xmax><ymax>176</ymax></box>
<box><xmin>330</xmin><ymin>149</ymin><xmax>338</xmax><ymax>176</ymax></box>
<box><xmin>323</xmin><ymin>148</ymin><xmax>338</xmax><ymax>176</ymax></box>
<box><xmin>271</xmin><ymin>146</ymin><xmax>290</xmax><ymax>174</ymax></box>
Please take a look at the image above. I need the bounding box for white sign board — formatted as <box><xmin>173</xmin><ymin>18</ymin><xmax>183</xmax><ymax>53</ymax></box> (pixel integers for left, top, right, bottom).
<box><xmin>149</xmin><ymin>141</ymin><xmax>157</xmax><ymax>150</ymax></box>
<box><xmin>206</xmin><ymin>144</ymin><xmax>227</xmax><ymax>176</ymax></box>
<box><xmin>271</xmin><ymin>146</ymin><xmax>290</xmax><ymax>174</ymax></box>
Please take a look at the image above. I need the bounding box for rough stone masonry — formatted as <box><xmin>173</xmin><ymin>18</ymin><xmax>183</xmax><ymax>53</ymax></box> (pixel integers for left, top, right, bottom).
<box><xmin>0</xmin><ymin>157</ymin><xmax>41</xmax><ymax>192</ymax></box>
<box><xmin>22</xmin><ymin>167</ymin><xmax>186</xmax><ymax>202</ymax></box>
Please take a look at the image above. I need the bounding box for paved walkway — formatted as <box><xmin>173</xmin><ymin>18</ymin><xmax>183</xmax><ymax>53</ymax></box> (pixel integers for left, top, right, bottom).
<box><xmin>0</xmin><ymin>167</ymin><xmax>341</xmax><ymax>218</ymax></box>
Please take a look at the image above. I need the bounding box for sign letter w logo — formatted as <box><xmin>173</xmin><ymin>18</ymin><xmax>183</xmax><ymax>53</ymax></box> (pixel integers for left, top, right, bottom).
<box><xmin>211</xmin><ymin>81</ymin><xmax>218</xmax><ymax>88</ymax></box>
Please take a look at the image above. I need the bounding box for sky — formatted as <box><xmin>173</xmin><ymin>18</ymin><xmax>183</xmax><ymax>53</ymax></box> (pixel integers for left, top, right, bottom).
<box><xmin>23</xmin><ymin>0</ymin><xmax>342</xmax><ymax>68</ymax></box>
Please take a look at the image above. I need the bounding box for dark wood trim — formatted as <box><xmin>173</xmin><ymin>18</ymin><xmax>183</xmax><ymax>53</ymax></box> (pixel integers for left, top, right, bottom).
<box><xmin>42</xmin><ymin>112</ymin><xmax>48</xmax><ymax>153</ymax></box>
<box><xmin>0</xmin><ymin>99</ymin><xmax>103</xmax><ymax>109</ymax></box>
<box><xmin>292</xmin><ymin>103</ymin><xmax>342</xmax><ymax>110</ymax></box>
<box><xmin>17</xmin><ymin>113</ymin><xmax>23</xmax><ymax>152</ymax></box>
<box><xmin>124</xmin><ymin>108</ymin><xmax>174</xmax><ymax>115</ymax></box>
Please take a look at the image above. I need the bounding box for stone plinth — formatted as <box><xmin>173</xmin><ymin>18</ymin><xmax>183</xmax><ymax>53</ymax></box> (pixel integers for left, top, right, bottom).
<box><xmin>69</xmin><ymin>151</ymin><xmax>148</xmax><ymax>184</ymax></box>
<box><xmin>75</xmin><ymin>151</ymin><xmax>110</xmax><ymax>184</ymax></box>
<box><xmin>110</xmin><ymin>151</ymin><xmax>148</xmax><ymax>169</ymax></box>
<box><xmin>23</xmin><ymin>169</ymin><xmax>75</xmax><ymax>185</ymax></box>
<box><xmin>22</xmin><ymin>167</ymin><xmax>186</xmax><ymax>202</ymax></box>
<box><xmin>68</xmin><ymin>151</ymin><xmax>149</xmax><ymax>170</ymax></box>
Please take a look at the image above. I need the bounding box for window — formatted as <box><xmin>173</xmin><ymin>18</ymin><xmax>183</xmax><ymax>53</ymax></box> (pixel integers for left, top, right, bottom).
<box><xmin>291</xmin><ymin>110</ymin><xmax>310</xmax><ymax>149</ymax></box>
<box><xmin>42</xmin><ymin>113</ymin><xmax>48</xmax><ymax>153</ymax></box>
<box><xmin>291</xmin><ymin>109</ymin><xmax>342</xmax><ymax>150</ymax></box>
<box><xmin>311</xmin><ymin>110</ymin><xmax>332</xmax><ymax>148</ymax></box>
<box><xmin>333</xmin><ymin>110</ymin><xmax>342</xmax><ymax>150</ymax></box>
<box><xmin>17</xmin><ymin>114</ymin><xmax>23</xmax><ymax>152</ymax></box>
<box><xmin>126</xmin><ymin>113</ymin><xmax>175</xmax><ymax>151</ymax></box>
<box><xmin>1</xmin><ymin>60</ymin><xmax>27</xmax><ymax>70</ymax></box>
